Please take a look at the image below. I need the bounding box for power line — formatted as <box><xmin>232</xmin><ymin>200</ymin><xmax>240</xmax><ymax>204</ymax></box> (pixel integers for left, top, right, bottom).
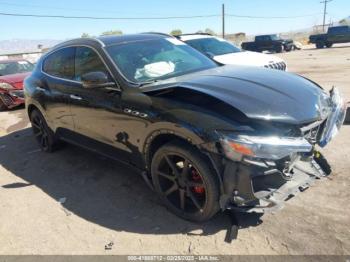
<box><xmin>0</xmin><ymin>11</ymin><xmax>322</xmax><ymax>21</ymax></box>
<box><xmin>0</xmin><ymin>12</ymin><xmax>221</xmax><ymax>20</ymax></box>
<box><xmin>226</xmin><ymin>13</ymin><xmax>321</xmax><ymax>19</ymax></box>
<box><xmin>0</xmin><ymin>1</ymin><xmax>162</xmax><ymax>15</ymax></box>
<box><xmin>0</xmin><ymin>2</ymin><xmax>321</xmax><ymax>20</ymax></box>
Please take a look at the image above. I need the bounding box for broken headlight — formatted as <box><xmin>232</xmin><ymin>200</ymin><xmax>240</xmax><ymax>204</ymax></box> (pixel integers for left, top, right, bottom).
<box><xmin>0</xmin><ymin>82</ymin><xmax>14</xmax><ymax>90</ymax></box>
<box><xmin>219</xmin><ymin>133</ymin><xmax>313</xmax><ymax>161</ymax></box>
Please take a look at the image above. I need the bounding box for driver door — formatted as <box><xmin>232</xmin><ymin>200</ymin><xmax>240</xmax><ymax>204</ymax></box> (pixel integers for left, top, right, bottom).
<box><xmin>69</xmin><ymin>46</ymin><xmax>131</xmax><ymax>161</ymax></box>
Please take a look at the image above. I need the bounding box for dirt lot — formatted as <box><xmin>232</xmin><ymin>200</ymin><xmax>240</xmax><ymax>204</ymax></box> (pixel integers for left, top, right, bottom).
<box><xmin>0</xmin><ymin>45</ymin><xmax>349</xmax><ymax>255</ymax></box>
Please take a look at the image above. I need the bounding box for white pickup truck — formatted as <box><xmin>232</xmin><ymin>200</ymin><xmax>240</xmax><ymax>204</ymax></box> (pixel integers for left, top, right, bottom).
<box><xmin>177</xmin><ymin>34</ymin><xmax>287</xmax><ymax>71</ymax></box>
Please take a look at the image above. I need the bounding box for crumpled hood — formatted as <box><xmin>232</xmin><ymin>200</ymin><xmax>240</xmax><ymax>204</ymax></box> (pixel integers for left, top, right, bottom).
<box><xmin>213</xmin><ymin>51</ymin><xmax>284</xmax><ymax>67</ymax></box>
<box><xmin>142</xmin><ymin>65</ymin><xmax>329</xmax><ymax>125</ymax></box>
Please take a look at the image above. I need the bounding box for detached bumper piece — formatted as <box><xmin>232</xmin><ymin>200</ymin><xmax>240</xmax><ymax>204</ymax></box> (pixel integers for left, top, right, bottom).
<box><xmin>222</xmin><ymin>155</ymin><xmax>330</xmax><ymax>213</ymax></box>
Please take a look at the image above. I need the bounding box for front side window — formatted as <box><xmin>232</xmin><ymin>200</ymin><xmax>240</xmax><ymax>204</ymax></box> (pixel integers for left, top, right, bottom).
<box><xmin>74</xmin><ymin>46</ymin><xmax>111</xmax><ymax>81</ymax></box>
<box><xmin>185</xmin><ymin>37</ymin><xmax>241</xmax><ymax>56</ymax></box>
<box><xmin>43</xmin><ymin>47</ymin><xmax>75</xmax><ymax>79</ymax></box>
<box><xmin>106</xmin><ymin>38</ymin><xmax>217</xmax><ymax>84</ymax></box>
<box><xmin>0</xmin><ymin>60</ymin><xmax>34</xmax><ymax>76</ymax></box>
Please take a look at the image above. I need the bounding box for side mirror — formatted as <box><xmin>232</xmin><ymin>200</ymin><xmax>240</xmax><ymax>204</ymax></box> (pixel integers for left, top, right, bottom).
<box><xmin>81</xmin><ymin>71</ymin><xmax>113</xmax><ymax>89</ymax></box>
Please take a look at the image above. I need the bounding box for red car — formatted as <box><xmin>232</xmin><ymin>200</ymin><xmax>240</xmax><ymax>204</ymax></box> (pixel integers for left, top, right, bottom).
<box><xmin>0</xmin><ymin>59</ymin><xmax>34</xmax><ymax>110</ymax></box>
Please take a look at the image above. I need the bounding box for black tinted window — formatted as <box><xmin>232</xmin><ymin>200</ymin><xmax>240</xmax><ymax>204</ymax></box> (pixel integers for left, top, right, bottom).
<box><xmin>43</xmin><ymin>47</ymin><xmax>75</xmax><ymax>79</ymax></box>
<box><xmin>256</xmin><ymin>35</ymin><xmax>269</xmax><ymax>41</ymax></box>
<box><xmin>75</xmin><ymin>46</ymin><xmax>110</xmax><ymax>81</ymax></box>
<box><xmin>328</xmin><ymin>26</ymin><xmax>349</xmax><ymax>34</ymax></box>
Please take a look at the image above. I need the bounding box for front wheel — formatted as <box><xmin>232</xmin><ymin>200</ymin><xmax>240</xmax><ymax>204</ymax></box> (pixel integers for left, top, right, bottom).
<box><xmin>30</xmin><ymin>109</ymin><xmax>58</xmax><ymax>152</ymax></box>
<box><xmin>275</xmin><ymin>44</ymin><xmax>284</xmax><ymax>53</ymax></box>
<box><xmin>151</xmin><ymin>142</ymin><xmax>220</xmax><ymax>222</ymax></box>
<box><xmin>325</xmin><ymin>42</ymin><xmax>333</xmax><ymax>48</ymax></box>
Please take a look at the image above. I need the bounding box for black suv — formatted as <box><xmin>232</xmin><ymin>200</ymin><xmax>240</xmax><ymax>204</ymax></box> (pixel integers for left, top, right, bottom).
<box><xmin>309</xmin><ymin>25</ymin><xmax>350</xmax><ymax>48</ymax></box>
<box><xmin>242</xmin><ymin>34</ymin><xmax>294</xmax><ymax>53</ymax></box>
<box><xmin>24</xmin><ymin>34</ymin><xmax>347</xmax><ymax>222</ymax></box>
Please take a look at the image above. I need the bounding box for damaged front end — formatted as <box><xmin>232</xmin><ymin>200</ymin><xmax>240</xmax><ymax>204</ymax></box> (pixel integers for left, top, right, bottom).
<box><xmin>0</xmin><ymin>82</ymin><xmax>25</xmax><ymax>109</ymax></box>
<box><xmin>218</xmin><ymin>87</ymin><xmax>347</xmax><ymax>213</ymax></box>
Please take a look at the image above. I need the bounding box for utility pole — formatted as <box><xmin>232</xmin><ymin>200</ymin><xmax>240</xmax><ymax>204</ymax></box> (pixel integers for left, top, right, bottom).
<box><xmin>222</xmin><ymin>3</ymin><xmax>225</xmax><ymax>38</ymax></box>
<box><xmin>320</xmin><ymin>0</ymin><xmax>333</xmax><ymax>32</ymax></box>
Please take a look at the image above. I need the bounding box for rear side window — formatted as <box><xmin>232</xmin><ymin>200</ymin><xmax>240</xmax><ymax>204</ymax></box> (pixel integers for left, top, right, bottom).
<box><xmin>74</xmin><ymin>46</ymin><xmax>110</xmax><ymax>81</ymax></box>
<box><xmin>329</xmin><ymin>26</ymin><xmax>348</xmax><ymax>34</ymax></box>
<box><xmin>256</xmin><ymin>36</ymin><xmax>268</xmax><ymax>41</ymax></box>
<box><xmin>43</xmin><ymin>47</ymin><xmax>75</xmax><ymax>79</ymax></box>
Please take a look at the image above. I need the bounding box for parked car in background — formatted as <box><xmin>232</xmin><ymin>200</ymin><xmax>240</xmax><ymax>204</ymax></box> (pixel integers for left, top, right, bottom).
<box><xmin>25</xmin><ymin>34</ymin><xmax>347</xmax><ymax>222</ymax></box>
<box><xmin>309</xmin><ymin>25</ymin><xmax>350</xmax><ymax>48</ymax></box>
<box><xmin>242</xmin><ymin>34</ymin><xmax>294</xmax><ymax>53</ymax></box>
<box><xmin>0</xmin><ymin>59</ymin><xmax>34</xmax><ymax>110</ymax></box>
<box><xmin>177</xmin><ymin>33</ymin><xmax>287</xmax><ymax>71</ymax></box>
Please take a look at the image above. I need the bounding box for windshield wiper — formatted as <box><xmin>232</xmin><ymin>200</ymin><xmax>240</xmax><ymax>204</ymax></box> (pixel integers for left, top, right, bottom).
<box><xmin>137</xmin><ymin>79</ymin><xmax>159</xmax><ymax>87</ymax></box>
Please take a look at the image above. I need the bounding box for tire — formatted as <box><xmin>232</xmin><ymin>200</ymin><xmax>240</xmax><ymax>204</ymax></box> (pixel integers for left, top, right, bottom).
<box><xmin>30</xmin><ymin>109</ymin><xmax>58</xmax><ymax>152</ymax></box>
<box><xmin>325</xmin><ymin>42</ymin><xmax>333</xmax><ymax>48</ymax></box>
<box><xmin>151</xmin><ymin>141</ymin><xmax>220</xmax><ymax>222</ymax></box>
<box><xmin>316</xmin><ymin>42</ymin><xmax>324</xmax><ymax>49</ymax></box>
<box><xmin>275</xmin><ymin>44</ymin><xmax>284</xmax><ymax>53</ymax></box>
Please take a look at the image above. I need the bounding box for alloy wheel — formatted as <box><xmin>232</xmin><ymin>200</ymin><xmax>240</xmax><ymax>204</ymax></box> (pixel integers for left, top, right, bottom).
<box><xmin>155</xmin><ymin>153</ymin><xmax>207</xmax><ymax>214</ymax></box>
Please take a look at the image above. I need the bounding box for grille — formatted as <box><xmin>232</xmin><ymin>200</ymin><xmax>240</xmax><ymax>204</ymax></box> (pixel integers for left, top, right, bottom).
<box><xmin>264</xmin><ymin>62</ymin><xmax>287</xmax><ymax>71</ymax></box>
<box><xmin>0</xmin><ymin>93</ymin><xmax>14</xmax><ymax>107</ymax></box>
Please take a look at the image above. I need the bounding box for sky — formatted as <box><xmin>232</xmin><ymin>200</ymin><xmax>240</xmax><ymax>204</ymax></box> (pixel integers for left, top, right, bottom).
<box><xmin>0</xmin><ymin>0</ymin><xmax>349</xmax><ymax>40</ymax></box>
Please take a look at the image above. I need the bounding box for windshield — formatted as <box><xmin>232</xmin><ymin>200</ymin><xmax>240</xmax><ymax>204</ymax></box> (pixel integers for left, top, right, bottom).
<box><xmin>105</xmin><ymin>38</ymin><xmax>217</xmax><ymax>84</ymax></box>
<box><xmin>270</xmin><ymin>34</ymin><xmax>281</xmax><ymax>41</ymax></box>
<box><xmin>185</xmin><ymin>37</ymin><xmax>241</xmax><ymax>56</ymax></box>
<box><xmin>0</xmin><ymin>60</ymin><xmax>34</xmax><ymax>76</ymax></box>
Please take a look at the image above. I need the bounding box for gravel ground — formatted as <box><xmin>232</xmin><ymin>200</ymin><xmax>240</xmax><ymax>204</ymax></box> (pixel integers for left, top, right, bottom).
<box><xmin>0</xmin><ymin>44</ymin><xmax>349</xmax><ymax>255</ymax></box>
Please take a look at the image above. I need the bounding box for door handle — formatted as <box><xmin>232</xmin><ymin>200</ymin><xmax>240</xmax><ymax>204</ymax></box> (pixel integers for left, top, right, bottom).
<box><xmin>70</xmin><ymin>94</ymin><xmax>82</xmax><ymax>100</ymax></box>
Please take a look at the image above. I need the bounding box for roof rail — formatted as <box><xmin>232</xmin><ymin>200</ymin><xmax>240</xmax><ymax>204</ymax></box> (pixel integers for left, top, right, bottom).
<box><xmin>141</xmin><ymin>32</ymin><xmax>174</xmax><ymax>37</ymax></box>
<box><xmin>176</xmin><ymin>33</ymin><xmax>213</xmax><ymax>37</ymax></box>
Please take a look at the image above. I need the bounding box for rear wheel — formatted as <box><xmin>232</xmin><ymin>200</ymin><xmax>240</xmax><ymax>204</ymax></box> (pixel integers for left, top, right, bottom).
<box><xmin>316</xmin><ymin>42</ymin><xmax>324</xmax><ymax>49</ymax></box>
<box><xmin>275</xmin><ymin>44</ymin><xmax>284</xmax><ymax>53</ymax></box>
<box><xmin>151</xmin><ymin>142</ymin><xmax>220</xmax><ymax>222</ymax></box>
<box><xmin>325</xmin><ymin>42</ymin><xmax>333</xmax><ymax>48</ymax></box>
<box><xmin>30</xmin><ymin>109</ymin><xmax>58</xmax><ymax>152</ymax></box>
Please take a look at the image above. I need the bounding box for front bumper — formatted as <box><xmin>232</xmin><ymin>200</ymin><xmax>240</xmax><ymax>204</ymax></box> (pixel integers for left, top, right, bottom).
<box><xmin>0</xmin><ymin>89</ymin><xmax>24</xmax><ymax>109</ymax></box>
<box><xmin>221</xmin><ymin>156</ymin><xmax>329</xmax><ymax>213</ymax></box>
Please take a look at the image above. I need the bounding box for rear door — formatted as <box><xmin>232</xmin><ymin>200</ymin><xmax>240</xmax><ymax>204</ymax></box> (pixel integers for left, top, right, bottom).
<box><xmin>41</xmin><ymin>47</ymin><xmax>78</xmax><ymax>131</ymax></box>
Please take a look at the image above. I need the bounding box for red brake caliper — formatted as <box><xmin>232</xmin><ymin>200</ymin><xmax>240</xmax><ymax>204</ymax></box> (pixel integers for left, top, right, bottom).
<box><xmin>191</xmin><ymin>168</ymin><xmax>205</xmax><ymax>194</ymax></box>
